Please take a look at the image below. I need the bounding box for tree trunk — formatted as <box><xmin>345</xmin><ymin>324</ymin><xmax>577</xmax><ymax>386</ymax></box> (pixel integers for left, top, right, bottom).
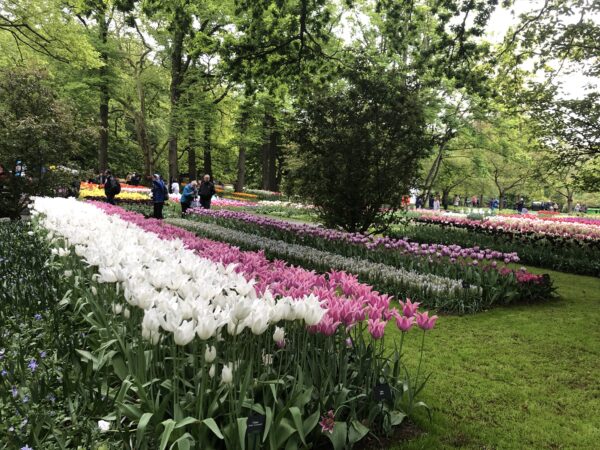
<box><xmin>261</xmin><ymin>112</ymin><xmax>272</xmax><ymax>190</ymax></box>
<box><xmin>268</xmin><ymin>123</ymin><xmax>279</xmax><ymax>191</ymax></box>
<box><xmin>234</xmin><ymin>109</ymin><xmax>249</xmax><ymax>192</ymax></box>
<box><xmin>188</xmin><ymin>119</ymin><xmax>197</xmax><ymax>181</ymax></box>
<box><xmin>203</xmin><ymin>122</ymin><xmax>212</xmax><ymax>177</ymax></box>
<box><xmin>168</xmin><ymin>9</ymin><xmax>186</xmax><ymax>183</ymax></box>
<box><xmin>98</xmin><ymin>12</ymin><xmax>109</xmax><ymax>173</ymax></box>
<box><xmin>133</xmin><ymin>112</ymin><xmax>152</xmax><ymax>179</ymax></box>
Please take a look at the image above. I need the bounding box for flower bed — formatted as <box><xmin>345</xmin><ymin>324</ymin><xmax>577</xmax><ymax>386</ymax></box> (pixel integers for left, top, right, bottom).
<box><xmin>79</xmin><ymin>181</ymin><xmax>151</xmax><ymax>202</ymax></box>
<box><xmin>29</xmin><ymin>197</ymin><xmax>438</xmax><ymax>448</ymax></box>
<box><xmin>388</xmin><ymin>220</ymin><xmax>600</xmax><ymax>276</ymax></box>
<box><xmin>414</xmin><ymin>212</ymin><xmax>600</xmax><ymax>242</ymax></box>
<box><xmin>169</xmin><ymin>218</ymin><xmax>483</xmax><ymax>313</ymax></box>
<box><xmin>183</xmin><ymin>208</ymin><xmax>552</xmax><ymax>311</ymax></box>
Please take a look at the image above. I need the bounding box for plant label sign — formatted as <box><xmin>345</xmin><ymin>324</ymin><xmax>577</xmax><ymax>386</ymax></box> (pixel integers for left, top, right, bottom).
<box><xmin>372</xmin><ymin>383</ymin><xmax>392</xmax><ymax>402</ymax></box>
<box><xmin>246</xmin><ymin>413</ymin><xmax>266</xmax><ymax>435</ymax></box>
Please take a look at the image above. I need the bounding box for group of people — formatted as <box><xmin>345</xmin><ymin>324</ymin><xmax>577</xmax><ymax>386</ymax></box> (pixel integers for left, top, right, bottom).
<box><xmin>102</xmin><ymin>170</ymin><xmax>217</xmax><ymax>220</ymax></box>
<box><xmin>179</xmin><ymin>174</ymin><xmax>216</xmax><ymax>215</ymax></box>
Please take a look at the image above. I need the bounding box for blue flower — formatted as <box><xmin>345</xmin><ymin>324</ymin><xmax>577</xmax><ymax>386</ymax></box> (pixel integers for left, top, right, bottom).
<box><xmin>22</xmin><ymin>395</ymin><xmax>29</xmax><ymax>403</ymax></box>
<box><xmin>39</xmin><ymin>351</ymin><xmax>46</xmax><ymax>359</ymax></box>
<box><xmin>1</xmin><ymin>369</ymin><xmax>7</xmax><ymax>376</ymax></box>
<box><xmin>28</xmin><ymin>359</ymin><xmax>37</xmax><ymax>372</ymax></box>
<box><xmin>11</xmin><ymin>386</ymin><xmax>18</xmax><ymax>397</ymax></box>
<box><xmin>33</xmin><ymin>314</ymin><xmax>42</xmax><ymax>321</ymax></box>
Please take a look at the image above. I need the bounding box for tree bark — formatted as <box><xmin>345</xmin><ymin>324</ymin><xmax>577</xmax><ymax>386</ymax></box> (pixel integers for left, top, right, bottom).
<box><xmin>188</xmin><ymin>118</ymin><xmax>197</xmax><ymax>181</ymax></box>
<box><xmin>261</xmin><ymin>112</ymin><xmax>278</xmax><ymax>191</ymax></box>
<box><xmin>98</xmin><ymin>12</ymin><xmax>109</xmax><ymax>173</ymax></box>
<box><xmin>203</xmin><ymin>122</ymin><xmax>212</xmax><ymax>177</ymax></box>
<box><xmin>168</xmin><ymin>9</ymin><xmax>186</xmax><ymax>183</ymax></box>
<box><xmin>234</xmin><ymin>108</ymin><xmax>249</xmax><ymax>192</ymax></box>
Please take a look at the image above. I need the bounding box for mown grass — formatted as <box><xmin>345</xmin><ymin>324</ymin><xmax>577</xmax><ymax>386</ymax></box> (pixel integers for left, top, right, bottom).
<box><xmin>391</xmin><ymin>267</ymin><xmax>600</xmax><ymax>449</ymax></box>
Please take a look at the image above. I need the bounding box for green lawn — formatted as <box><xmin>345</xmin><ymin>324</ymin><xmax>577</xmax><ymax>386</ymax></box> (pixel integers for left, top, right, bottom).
<box><xmin>393</xmin><ymin>267</ymin><xmax>600</xmax><ymax>449</ymax></box>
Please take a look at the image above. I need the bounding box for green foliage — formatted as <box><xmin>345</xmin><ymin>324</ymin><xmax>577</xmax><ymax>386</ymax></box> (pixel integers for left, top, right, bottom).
<box><xmin>293</xmin><ymin>57</ymin><xmax>428</xmax><ymax>232</ymax></box>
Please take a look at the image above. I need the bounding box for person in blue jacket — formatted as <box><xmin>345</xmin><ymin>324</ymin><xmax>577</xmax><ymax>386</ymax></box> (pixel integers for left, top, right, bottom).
<box><xmin>180</xmin><ymin>180</ymin><xmax>197</xmax><ymax>216</ymax></box>
<box><xmin>151</xmin><ymin>174</ymin><xmax>168</xmax><ymax>219</ymax></box>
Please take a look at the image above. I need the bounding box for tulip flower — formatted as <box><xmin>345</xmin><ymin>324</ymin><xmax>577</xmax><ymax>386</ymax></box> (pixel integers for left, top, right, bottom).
<box><xmin>415</xmin><ymin>312</ymin><xmax>438</xmax><ymax>331</ymax></box>
<box><xmin>367</xmin><ymin>318</ymin><xmax>386</xmax><ymax>339</ymax></box>
<box><xmin>221</xmin><ymin>364</ymin><xmax>233</xmax><ymax>384</ymax></box>
<box><xmin>174</xmin><ymin>320</ymin><xmax>195</xmax><ymax>346</ymax></box>
<box><xmin>205</xmin><ymin>345</ymin><xmax>217</xmax><ymax>363</ymax></box>
<box><xmin>399</xmin><ymin>299</ymin><xmax>420</xmax><ymax>318</ymax></box>
<box><xmin>208</xmin><ymin>364</ymin><xmax>216</xmax><ymax>378</ymax></box>
<box><xmin>273</xmin><ymin>326</ymin><xmax>285</xmax><ymax>347</ymax></box>
<box><xmin>395</xmin><ymin>315</ymin><xmax>414</xmax><ymax>332</ymax></box>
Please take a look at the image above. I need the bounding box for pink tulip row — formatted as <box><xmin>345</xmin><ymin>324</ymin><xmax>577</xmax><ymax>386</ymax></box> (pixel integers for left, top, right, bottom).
<box><xmin>90</xmin><ymin>202</ymin><xmax>437</xmax><ymax>337</ymax></box>
<box><xmin>501</xmin><ymin>213</ymin><xmax>600</xmax><ymax>227</ymax></box>
<box><xmin>417</xmin><ymin>213</ymin><xmax>600</xmax><ymax>241</ymax></box>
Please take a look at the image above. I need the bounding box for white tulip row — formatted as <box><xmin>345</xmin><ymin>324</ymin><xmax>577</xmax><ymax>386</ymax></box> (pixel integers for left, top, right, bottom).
<box><xmin>32</xmin><ymin>197</ymin><xmax>326</xmax><ymax>345</ymax></box>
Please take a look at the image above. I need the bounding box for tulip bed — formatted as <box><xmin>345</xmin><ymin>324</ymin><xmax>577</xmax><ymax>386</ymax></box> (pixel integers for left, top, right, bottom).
<box><xmin>25</xmin><ymin>197</ymin><xmax>439</xmax><ymax>449</ymax></box>
<box><xmin>79</xmin><ymin>181</ymin><xmax>151</xmax><ymax>204</ymax></box>
<box><xmin>180</xmin><ymin>208</ymin><xmax>553</xmax><ymax>313</ymax></box>
<box><xmin>392</xmin><ymin>214</ymin><xmax>600</xmax><ymax>276</ymax></box>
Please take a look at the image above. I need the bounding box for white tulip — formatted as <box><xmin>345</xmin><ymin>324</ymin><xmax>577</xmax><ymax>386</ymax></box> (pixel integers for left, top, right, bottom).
<box><xmin>208</xmin><ymin>364</ymin><xmax>216</xmax><ymax>378</ymax></box>
<box><xmin>112</xmin><ymin>304</ymin><xmax>123</xmax><ymax>315</ymax></box>
<box><xmin>205</xmin><ymin>345</ymin><xmax>216</xmax><ymax>363</ymax></box>
<box><xmin>221</xmin><ymin>364</ymin><xmax>233</xmax><ymax>384</ymax></box>
<box><xmin>98</xmin><ymin>420</ymin><xmax>110</xmax><ymax>432</ymax></box>
<box><xmin>174</xmin><ymin>320</ymin><xmax>195</xmax><ymax>346</ymax></box>
<box><xmin>273</xmin><ymin>326</ymin><xmax>285</xmax><ymax>344</ymax></box>
<box><xmin>123</xmin><ymin>308</ymin><xmax>131</xmax><ymax>319</ymax></box>
<box><xmin>231</xmin><ymin>299</ymin><xmax>252</xmax><ymax>323</ymax></box>
<box><xmin>196</xmin><ymin>316</ymin><xmax>218</xmax><ymax>340</ymax></box>
<box><xmin>249</xmin><ymin>313</ymin><xmax>269</xmax><ymax>335</ymax></box>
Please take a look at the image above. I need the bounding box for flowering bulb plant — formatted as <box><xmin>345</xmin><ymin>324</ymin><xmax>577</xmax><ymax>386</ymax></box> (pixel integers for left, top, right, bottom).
<box><xmin>29</xmin><ymin>197</ymin><xmax>438</xmax><ymax>449</ymax></box>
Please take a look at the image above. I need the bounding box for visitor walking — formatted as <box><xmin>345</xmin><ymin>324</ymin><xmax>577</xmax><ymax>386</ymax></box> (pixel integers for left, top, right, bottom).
<box><xmin>180</xmin><ymin>180</ymin><xmax>197</xmax><ymax>216</ymax></box>
<box><xmin>151</xmin><ymin>174</ymin><xmax>168</xmax><ymax>219</ymax></box>
<box><xmin>199</xmin><ymin>174</ymin><xmax>216</xmax><ymax>209</ymax></box>
<box><xmin>490</xmin><ymin>198</ymin><xmax>499</xmax><ymax>213</ymax></box>
<box><xmin>471</xmin><ymin>195</ymin><xmax>478</xmax><ymax>207</ymax></box>
<box><xmin>103</xmin><ymin>170</ymin><xmax>120</xmax><ymax>205</ymax></box>
<box><xmin>453</xmin><ymin>195</ymin><xmax>460</xmax><ymax>207</ymax></box>
<box><xmin>433</xmin><ymin>195</ymin><xmax>441</xmax><ymax>211</ymax></box>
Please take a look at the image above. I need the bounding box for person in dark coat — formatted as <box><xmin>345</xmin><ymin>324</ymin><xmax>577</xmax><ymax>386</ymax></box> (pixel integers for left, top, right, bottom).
<box><xmin>151</xmin><ymin>173</ymin><xmax>167</xmax><ymax>219</ymax></box>
<box><xmin>198</xmin><ymin>174</ymin><xmax>216</xmax><ymax>209</ymax></box>
<box><xmin>517</xmin><ymin>197</ymin><xmax>525</xmax><ymax>214</ymax></box>
<box><xmin>103</xmin><ymin>170</ymin><xmax>120</xmax><ymax>205</ymax></box>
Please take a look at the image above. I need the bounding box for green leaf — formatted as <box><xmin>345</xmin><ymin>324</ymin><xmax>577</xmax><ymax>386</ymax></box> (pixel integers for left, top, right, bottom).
<box><xmin>348</xmin><ymin>420</ymin><xmax>369</xmax><ymax>444</ymax></box>
<box><xmin>175</xmin><ymin>417</ymin><xmax>199</xmax><ymax>429</ymax></box>
<box><xmin>288</xmin><ymin>407</ymin><xmax>306</xmax><ymax>446</ymax></box>
<box><xmin>302</xmin><ymin>410</ymin><xmax>320</xmax><ymax>437</ymax></box>
<box><xmin>390</xmin><ymin>411</ymin><xmax>406</xmax><ymax>426</ymax></box>
<box><xmin>326</xmin><ymin>422</ymin><xmax>348</xmax><ymax>450</ymax></box>
<box><xmin>263</xmin><ymin>406</ymin><xmax>273</xmax><ymax>443</ymax></box>
<box><xmin>136</xmin><ymin>412</ymin><xmax>154</xmax><ymax>445</ymax></box>
<box><xmin>159</xmin><ymin>419</ymin><xmax>176</xmax><ymax>450</ymax></box>
<box><xmin>202</xmin><ymin>418</ymin><xmax>224</xmax><ymax>440</ymax></box>
<box><xmin>170</xmin><ymin>432</ymin><xmax>194</xmax><ymax>450</ymax></box>
<box><xmin>237</xmin><ymin>417</ymin><xmax>247</xmax><ymax>450</ymax></box>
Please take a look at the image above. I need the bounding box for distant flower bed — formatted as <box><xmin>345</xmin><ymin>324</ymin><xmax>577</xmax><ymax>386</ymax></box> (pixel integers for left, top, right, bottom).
<box><xmin>184</xmin><ymin>208</ymin><xmax>553</xmax><ymax>313</ymax></box>
<box><xmin>79</xmin><ymin>181</ymin><xmax>150</xmax><ymax>201</ymax></box>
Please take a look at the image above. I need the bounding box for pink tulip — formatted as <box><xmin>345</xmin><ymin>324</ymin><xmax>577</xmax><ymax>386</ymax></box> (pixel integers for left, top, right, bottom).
<box><xmin>367</xmin><ymin>318</ymin><xmax>386</xmax><ymax>339</ymax></box>
<box><xmin>395</xmin><ymin>315</ymin><xmax>414</xmax><ymax>332</ymax></box>
<box><xmin>399</xmin><ymin>299</ymin><xmax>420</xmax><ymax>318</ymax></box>
<box><xmin>415</xmin><ymin>312</ymin><xmax>438</xmax><ymax>331</ymax></box>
